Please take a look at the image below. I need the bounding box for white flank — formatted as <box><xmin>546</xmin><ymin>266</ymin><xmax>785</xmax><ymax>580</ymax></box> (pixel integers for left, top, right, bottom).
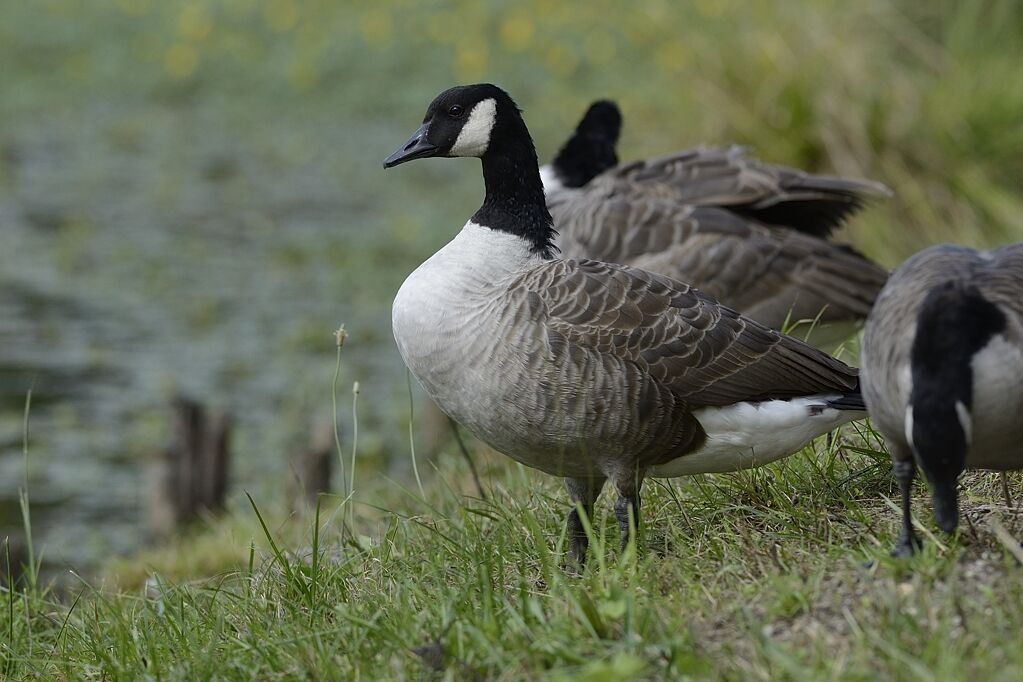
<box><xmin>449</xmin><ymin>98</ymin><xmax>497</xmax><ymax>157</ymax></box>
<box><xmin>903</xmin><ymin>406</ymin><xmax>915</xmax><ymax>450</ymax></box>
<box><xmin>391</xmin><ymin>221</ymin><xmax>544</xmax><ymax>467</ymax></box>
<box><xmin>649</xmin><ymin>396</ymin><xmax>862</xmax><ymax>477</ymax></box>
<box><xmin>392</xmin><ymin>221</ymin><xmax>537</xmax><ymax>380</ymax></box>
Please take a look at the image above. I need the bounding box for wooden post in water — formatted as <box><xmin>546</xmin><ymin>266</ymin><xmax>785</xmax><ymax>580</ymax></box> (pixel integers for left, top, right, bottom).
<box><xmin>148</xmin><ymin>396</ymin><xmax>232</xmax><ymax>537</ymax></box>
<box><xmin>288</xmin><ymin>419</ymin><xmax>335</xmax><ymax>510</ymax></box>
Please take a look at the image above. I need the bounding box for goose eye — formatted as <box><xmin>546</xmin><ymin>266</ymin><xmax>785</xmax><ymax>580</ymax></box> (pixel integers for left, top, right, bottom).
<box><xmin>448</xmin><ymin>104</ymin><xmax>465</xmax><ymax>118</ymax></box>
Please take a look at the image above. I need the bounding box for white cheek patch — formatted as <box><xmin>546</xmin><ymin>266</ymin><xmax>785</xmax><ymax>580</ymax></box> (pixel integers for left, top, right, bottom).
<box><xmin>954</xmin><ymin>400</ymin><xmax>972</xmax><ymax>445</ymax></box>
<box><xmin>904</xmin><ymin>406</ymin><xmax>915</xmax><ymax>450</ymax></box>
<box><xmin>449</xmin><ymin>98</ymin><xmax>497</xmax><ymax>157</ymax></box>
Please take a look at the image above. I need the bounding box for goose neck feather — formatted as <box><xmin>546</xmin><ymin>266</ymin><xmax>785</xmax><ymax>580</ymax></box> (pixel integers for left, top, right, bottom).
<box><xmin>473</xmin><ymin>120</ymin><xmax>557</xmax><ymax>258</ymax></box>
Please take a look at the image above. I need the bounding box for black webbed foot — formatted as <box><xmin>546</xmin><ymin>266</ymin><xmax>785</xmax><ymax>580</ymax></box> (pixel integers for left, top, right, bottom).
<box><xmin>891</xmin><ymin>531</ymin><xmax>923</xmax><ymax>558</ymax></box>
<box><xmin>891</xmin><ymin>458</ymin><xmax>921</xmax><ymax>558</ymax></box>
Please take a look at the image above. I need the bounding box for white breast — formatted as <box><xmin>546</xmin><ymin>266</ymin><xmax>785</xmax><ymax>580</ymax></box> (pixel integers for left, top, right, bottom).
<box><xmin>392</xmin><ymin>221</ymin><xmax>538</xmax><ymax>424</ymax></box>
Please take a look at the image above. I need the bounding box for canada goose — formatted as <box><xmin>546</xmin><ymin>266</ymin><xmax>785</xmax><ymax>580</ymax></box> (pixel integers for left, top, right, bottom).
<box><xmin>541</xmin><ymin>101</ymin><xmax>890</xmax><ymax>347</ymax></box>
<box><xmin>860</xmin><ymin>243</ymin><xmax>1023</xmax><ymax>556</ymax></box>
<box><xmin>384</xmin><ymin>84</ymin><xmax>866</xmax><ymax>564</ymax></box>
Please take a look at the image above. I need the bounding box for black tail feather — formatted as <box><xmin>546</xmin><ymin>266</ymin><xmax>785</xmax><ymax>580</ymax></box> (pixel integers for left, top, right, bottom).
<box><xmin>826</xmin><ymin>389</ymin><xmax>866</xmax><ymax>411</ymax></box>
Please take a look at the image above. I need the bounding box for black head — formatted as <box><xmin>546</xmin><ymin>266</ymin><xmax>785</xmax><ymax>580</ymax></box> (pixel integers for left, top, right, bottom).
<box><xmin>384</xmin><ymin>84</ymin><xmax>521</xmax><ymax>168</ymax></box>
<box><xmin>576</xmin><ymin>100</ymin><xmax>622</xmax><ymax>141</ymax></box>
<box><xmin>549</xmin><ymin>99</ymin><xmax>622</xmax><ymax>188</ymax></box>
<box><xmin>909</xmin><ymin>280</ymin><xmax>1008</xmax><ymax>533</ymax></box>
<box><xmin>383</xmin><ymin>84</ymin><xmax>555</xmax><ymax>257</ymax></box>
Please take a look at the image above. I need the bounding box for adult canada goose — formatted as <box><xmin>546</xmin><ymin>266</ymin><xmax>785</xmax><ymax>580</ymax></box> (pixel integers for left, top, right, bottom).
<box><xmin>541</xmin><ymin>101</ymin><xmax>891</xmax><ymax>346</ymax></box>
<box><xmin>860</xmin><ymin>243</ymin><xmax>1023</xmax><ymax>556</ymax></box>
<box><xmin>384</xmin><ymin>84</ymin><xmax>867</xmax><ymax>564</ymax></box>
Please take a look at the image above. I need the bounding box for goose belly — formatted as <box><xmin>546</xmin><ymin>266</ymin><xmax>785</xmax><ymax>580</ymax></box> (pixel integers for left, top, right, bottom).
<box><xmin>394</xmin><ymin>293</ymin><xmax>643</xmax><ymax>477</ymax></box>
<box><xmin>394</xmin><ymin>314</ymin><xmax>617</xmax><ymax>478</ymax></box>
<box><xmin>392</xmin><ymin>266</ymin><xmax>507</xmax><ymax>446</ymax></box>
<box><xmin>649</xmin><ymin>397</ymin><xmax>861</xmax><ymax>477</ymax></box>
<box><xmin>965</xmin><ymin>334</ymin><xmax>1023</xmax><ymax>470</ymax></box>
<box><xmin>394</xmin><ymin>323</ymin><xmax>607</xmax><ymax>478</ymax></box>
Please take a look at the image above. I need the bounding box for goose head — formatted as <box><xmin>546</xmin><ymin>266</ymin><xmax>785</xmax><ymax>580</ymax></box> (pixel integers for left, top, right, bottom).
<box><xmin>383</xmin><ymin>84</ymin><xmax>556</xmax><ymax>257</ymax></box>
<box><xmin>383</xmin><ymin>84</ymin><xmax>525</xmax><ymax>168</ymax></box>
<box><xmin>544</xmin><ymin>99</ymin><xmax>622</xmax><ymax>190</ymax></box>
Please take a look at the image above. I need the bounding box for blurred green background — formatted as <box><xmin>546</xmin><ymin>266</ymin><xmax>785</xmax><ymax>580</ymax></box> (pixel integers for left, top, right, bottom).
<box><xmin>0</xmin><ymin>0</ymin><xmax>1021</xmax><ymax>576</ymax></box>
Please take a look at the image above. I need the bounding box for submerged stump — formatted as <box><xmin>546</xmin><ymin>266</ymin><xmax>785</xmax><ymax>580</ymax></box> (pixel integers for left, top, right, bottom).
<box><xmin>288</xmin><ymin>418</ymin><xmax>335</xmax><ymax>509</ymax></box>
<box><xmin>148</xmin><ymin>396</ymin><xmax>232</xmax><ymax>537</ymax></box>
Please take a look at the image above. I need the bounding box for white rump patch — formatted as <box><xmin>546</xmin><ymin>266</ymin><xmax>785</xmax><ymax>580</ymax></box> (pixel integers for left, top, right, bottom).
<box><xmin>649</xmin><ymin>396</ymin><xmax>862</xmax><ymax>477</ymax></box>
<box><xmin>449</xmin><ymin>98</ymin><xmax>497</xmax><ymax>157</ymax></box>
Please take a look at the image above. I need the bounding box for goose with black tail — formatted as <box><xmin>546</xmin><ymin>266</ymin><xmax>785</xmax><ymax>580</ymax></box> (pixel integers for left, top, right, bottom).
<box><xmin>542</xmin><ymin>101</ymin><xmax>890</xmax><ymax>347</ymax></box>
<box><xmin>385</xmin><ymin>84</ymin><xmax>866</xmax><ymax>565</ymax></box>
<box><xmin>861</xmin><ymin>243</ymin><xmax>1023</xmax><ymax>556</ymax></box>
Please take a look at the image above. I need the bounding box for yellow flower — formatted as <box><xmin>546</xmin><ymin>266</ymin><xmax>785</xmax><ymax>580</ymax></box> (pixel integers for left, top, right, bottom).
<box><xmin>545</xmin><ymin>45</ymin><xmax>578</xmax><ymax>78</ymax></box>
<box><xmin>263</xmin><ymin>0</ymin><xmax>299</xmax><ymax>32</ymax></box>
<box><xmin>179</xmin><ymin>4</ymin><xmax>213</xmax><ymax>43</ymax></box>
<box><xmin>655</xmin><ymin>41</ymin><xmax>689</xmax><ymax>73</ymax></box>
<box><xmin>426</xmin><ymin>12</ymin><xmax>458</xmax><ymax>45</ymax></box>
<box><xmin>359</xmin><ymin>9</ymin><xmax>393</xmax><ymax>47</ymax></box>
<box><xmin>498</xmin><ymin>13</ymin><xmax>534</xmax><ymax>53</ymax></box>
<box><xmin>164</xmin><ymin>44</ymin><xmax>199</xmax><ymax>79</ymax></box>
<box><xmin>289</xmin><ymin>60</ymin><xmax>319</xmax><ymax>91</ymax></box>
<box><xmin>117</xmin><ymin>0</ymin><xmax>151</xmax><ymax>16</ymax></box>
<box><xmin>455</xmin><ymin>42</ymin><xmax>488</xmax><ymax>82</ymax></box>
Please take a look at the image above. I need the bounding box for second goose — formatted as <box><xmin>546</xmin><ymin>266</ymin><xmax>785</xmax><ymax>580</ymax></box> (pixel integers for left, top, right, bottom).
<box><xmin>861</xmin><ymin>243</ymin><xmax>1023</xmax><ymax>555</ymax></box>
<box><xmin>384</xmin><ymin>84</ymin><xmax>866</xmax><ymax>564</ymax></box>
<box><xmin>542</xmin><ymin>101</ymin><xmax>890</xmax><ymax>347</ymax></box>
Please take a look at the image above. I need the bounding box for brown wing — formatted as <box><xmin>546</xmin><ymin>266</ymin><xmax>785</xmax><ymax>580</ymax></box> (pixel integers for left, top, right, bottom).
<box><xmin>551</xmin><ymin>189</ymin><xmax>888</xmax><ymax>328</ymax></box>
<box><xmin>608</xmin><ymin>146</ymin><xmax>890</xmax><ymax>238</ymax></box>
<box><xmin>523</xmin><ymin>258</ymin><xmax>859</xmax><ymax>407</ymax></box>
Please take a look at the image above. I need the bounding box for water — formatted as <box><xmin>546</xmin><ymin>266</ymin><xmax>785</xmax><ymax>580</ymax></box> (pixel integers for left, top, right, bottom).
<box><xmin>0</xmin><ymin>95</ymin><xmax>476</xmax><ymax>579</ymax></box>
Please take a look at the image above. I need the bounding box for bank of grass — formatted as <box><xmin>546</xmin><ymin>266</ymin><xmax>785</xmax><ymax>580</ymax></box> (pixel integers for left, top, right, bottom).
<box><xmin>4</xmin><ymin>428</ymin><xmax>1023</xmax><ymax>679</ymax></box>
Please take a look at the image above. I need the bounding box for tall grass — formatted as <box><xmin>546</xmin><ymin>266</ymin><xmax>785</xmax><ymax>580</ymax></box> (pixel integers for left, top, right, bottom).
<box><xmin>1</xmin><ymin>353</ymin><xmax>1021</xmax><ymax>678</ymax></box>
<box><xmin>4</xmin><ymin>425</ymin><xmax>1023</xmax><ymax>678</ymax></box>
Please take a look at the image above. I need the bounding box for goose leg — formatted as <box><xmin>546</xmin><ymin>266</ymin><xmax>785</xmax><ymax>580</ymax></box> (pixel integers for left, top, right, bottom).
<box><xmin>565</xmin><ymin>476</ymin><xmax>605</xmax><ymax>568</ymax></box>
<box><xmin>613</xmin><ymin>475</ymin><xmax>642</xmax><ymax>553</ymax></box>
<box><xmin>892</xmin><ymin>457</ymin><xmax>922</xmax><ymax>557</ymax></box>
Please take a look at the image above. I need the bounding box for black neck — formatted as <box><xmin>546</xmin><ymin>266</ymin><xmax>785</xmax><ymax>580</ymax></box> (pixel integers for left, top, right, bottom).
<box><xmin>909</xmin><ymin>282</ymin><xmax>1006</xmax><ymax>486</ymax></box>
<box><xmin>472</xmin><ymin>122</ymin><xmax>557</xmax><ymax>258</ymax></box>
<box><xmin>551</xmin><ymin>133</ymin><xmax>618</xmax><ymax>188</ymax></box>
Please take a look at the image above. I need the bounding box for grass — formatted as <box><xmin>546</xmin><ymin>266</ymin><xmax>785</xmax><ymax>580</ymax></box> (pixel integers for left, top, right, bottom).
<box><xmin>2</xmin><ymin>0</ymin><xmax>1023</xmax><ymax>678</ymax></box>
<box><xmin>4</xmin><ymin>428</ymin><xmax>1023</xmax><ymax>679</ymax></box>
